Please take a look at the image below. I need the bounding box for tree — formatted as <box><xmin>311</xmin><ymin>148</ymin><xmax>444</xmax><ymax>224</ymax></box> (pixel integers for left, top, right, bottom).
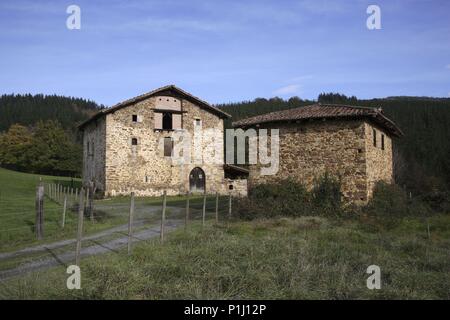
<box><xmin>0</xmin><ymin>124</ymin><xmax>33</xmax><ymax>171</ymax></box>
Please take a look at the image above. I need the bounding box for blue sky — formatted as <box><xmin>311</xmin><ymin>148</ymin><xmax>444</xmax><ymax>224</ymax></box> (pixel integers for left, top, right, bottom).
<box><xmin>0</xmin><ymin>0</ymin><xmax>449</xmax><ymax>106</ymax></box>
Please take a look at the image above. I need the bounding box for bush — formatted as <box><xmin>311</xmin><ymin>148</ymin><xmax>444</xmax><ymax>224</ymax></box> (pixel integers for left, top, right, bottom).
<box><xmin>234</xmin><ymin>178</ymin><xmax>311</xmax><ymax>220</ymax></box>
<box><xmin>311</xmin><ymin>172</ymin><xmax>342</xmax><ymax>216</ymax></box>
<box><xmin>361</xmin><ymin>182</ymin><xmax>433</xmax><ymax>231</ymax></box>
<box><xmin>419</xmin><ymin>189</ymin><xmax>450</xmax><ymax>213</ymax></box>
<box><xmin>234</xmin><ymin>173</ymin><xmax>343</xmax><ymax>220</ymax></box>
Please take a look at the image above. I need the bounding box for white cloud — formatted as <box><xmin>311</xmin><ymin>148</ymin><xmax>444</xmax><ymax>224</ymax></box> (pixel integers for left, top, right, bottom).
<box><xmin>273</xmin><ymin>84</ymin><xmax>302</xmax><ymax>95</ymax></box>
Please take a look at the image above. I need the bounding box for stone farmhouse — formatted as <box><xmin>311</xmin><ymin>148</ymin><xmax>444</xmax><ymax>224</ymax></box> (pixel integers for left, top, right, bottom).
<box><xmin>79</xmin><ymin>85</ymin><xmax>402</xmax><ymax>203</ymax></box>
<box><xmin>233</xmin><ymin>104</ymin><xmax>403</xmax><ymax>203</ymax></box>
<box><xmin>78</xmin><ymin>85</ymin><xmax>248</xmax><ymax>197</ymax></box>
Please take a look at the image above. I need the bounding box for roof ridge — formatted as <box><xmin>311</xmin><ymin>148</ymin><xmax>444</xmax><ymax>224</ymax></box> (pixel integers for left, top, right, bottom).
<box><xmin>232</xmin><ymin>102</ymin><xmax>402</xmax><ymax>137</ymax></box>
<box><xmin>79</xmin><ymin>84</ymin><xmax>230</xmax><ymax>129</ymax></box>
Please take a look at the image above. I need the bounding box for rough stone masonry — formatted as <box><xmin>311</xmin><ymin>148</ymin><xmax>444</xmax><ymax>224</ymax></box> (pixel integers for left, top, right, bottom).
<box><xmin>79</xmin><ymin>85</ymin><xmax>246</xmax><ymax>197</ymax></box>
<box><xmin>233</xmin><ymin>103</ymin><xmax>403</xmax><ymax>204</ymax></box>
<box><xmin>80</xmin><ymin>86</ymin><xmax>402</xmax><ymax>204</ymax></box>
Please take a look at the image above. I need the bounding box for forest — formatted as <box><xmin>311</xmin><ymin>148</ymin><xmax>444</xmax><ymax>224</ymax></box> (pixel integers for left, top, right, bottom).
<box><xmin>0</xmin><ymin>93</ymin><xmax>449</xmax><ymax>206</ymax></box>
<box><xmin>0</xmin><ymin>94</ymin><xmax>104</xmax><ymax>176</ymax></box>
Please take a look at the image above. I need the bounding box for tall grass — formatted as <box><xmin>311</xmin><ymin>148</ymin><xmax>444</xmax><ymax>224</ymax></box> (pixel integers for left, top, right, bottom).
<box><xmin>2</xmin><ymin>215</ymin><xmax>450</xmax><ymax>299</ymax></box>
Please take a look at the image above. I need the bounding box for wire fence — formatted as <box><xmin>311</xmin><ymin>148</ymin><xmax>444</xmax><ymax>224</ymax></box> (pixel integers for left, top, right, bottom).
<box><xmin>0</xmin><ymin>181</ymin><xmax>236</xmax><ymax>265</ymax></box>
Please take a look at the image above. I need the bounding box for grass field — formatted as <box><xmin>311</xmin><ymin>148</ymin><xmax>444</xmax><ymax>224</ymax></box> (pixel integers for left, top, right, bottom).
<box><xmin>1</xmin><ymin>168</ymin><xmax>449</xmax><ymax>299</ymax></box>
<box><xmin>0</xmin><ymin>167</ymin><xmax>230</xmax><ymax>252</ymax></box>
<box><xmin>1</xmin><ymin>214</ymin><xmax>449</xmax><ymax>299</ymax></box>
<box><xmin>0</xmin><ymin>168</ymin><xmax>84</xmax><ymax>250</ymax></box>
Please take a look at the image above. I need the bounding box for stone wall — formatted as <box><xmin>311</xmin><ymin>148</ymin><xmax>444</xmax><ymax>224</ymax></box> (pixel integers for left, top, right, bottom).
<box><xmin>247</xmin><ymin>119</ymin><xmax>369</xmax><ymax>203</ymax></box>
<box><xmin>247</xmin><ymin>119</ymin><xmax>396</xmax><ymax>203</ymax></box>
<box><xmin>224</xmin><ymin>179</ymin><xmax>248</xmax><ymax>197</ymax></box>
<box><xmin>82</xmin><ymin>117</ymin><xmax>106</xmax><ymax>192</ymax></box>
<box><xmin>364</xmin><ymin>122</ymin><xmax>393</xmax><ymax>198</ymax></box>
<box><xmin>83</xmin><ymin>95</ymin><xmax>228</xmax><ymax>197</ymax></box>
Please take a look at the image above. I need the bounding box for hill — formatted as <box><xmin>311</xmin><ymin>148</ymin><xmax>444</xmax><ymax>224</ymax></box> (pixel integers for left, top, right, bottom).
<box><xmin>0</xmin><ymin>94</ymin><xmax>104</xmax><ymax>134</ymax></box>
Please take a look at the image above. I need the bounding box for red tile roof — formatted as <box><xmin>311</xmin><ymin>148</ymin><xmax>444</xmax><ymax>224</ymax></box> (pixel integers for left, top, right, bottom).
<box><xmin>232</xmin><ymin>103</ymin><xmax>403</xmax><ymax>137</ymax></box>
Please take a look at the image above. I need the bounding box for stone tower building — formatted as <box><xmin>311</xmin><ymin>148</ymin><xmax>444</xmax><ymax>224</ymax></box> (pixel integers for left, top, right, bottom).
<box><xmin>233</xmin><ymin>104</ymin><xmax>403</xmax><ymax>203</ymax></box>
<box><xmin>79</xmin><ymin>85</ymin><xmax>247</xmax><ymax>197</ymax></box>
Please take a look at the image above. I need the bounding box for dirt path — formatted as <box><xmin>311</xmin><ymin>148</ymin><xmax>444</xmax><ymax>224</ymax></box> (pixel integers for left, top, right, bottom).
<box><xmin>0</xmin><ymin>219</ymin><xmax>182</xmax><ymax>281</ymax></box>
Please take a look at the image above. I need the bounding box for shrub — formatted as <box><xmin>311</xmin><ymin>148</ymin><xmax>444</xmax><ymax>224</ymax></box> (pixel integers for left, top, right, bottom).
<box><xmin>311</xmin><ymin>172</ymin><xmax>342</xmax><ymax>216</ymax></box>
<box><xmin>361</xmin><ymin>182</ymin><xmax>433</xmax><ymax>231</ymax></box>
<box><xmin>419</xmin><ymin>189</ymin><xmax>450</xmax><ymax>213</ymax></box>
<box><xmin>234</xmin><ymin>178</ymin><xmax>311</xmax><ymax>220</ymax></box>
<box><xmin>234</xmin><ymin>173</ymin><xmax>343</xmax><ymax>220</ymax></box>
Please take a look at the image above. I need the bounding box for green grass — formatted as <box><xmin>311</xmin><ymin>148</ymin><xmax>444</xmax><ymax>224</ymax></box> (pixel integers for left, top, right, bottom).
<box><xmin>2</xmin><ymin>215</ymin><xmax>449</xmax><ymax>299</ymax></box>
<box><xmin>0</xmin><ymin>168</ymin><xmax>83</xmax><ymax>250</ymax></box>
<box><xmin>0</xmin><ymin>167</ymin><xmax>230</xmax><ymax>252</ymax></box>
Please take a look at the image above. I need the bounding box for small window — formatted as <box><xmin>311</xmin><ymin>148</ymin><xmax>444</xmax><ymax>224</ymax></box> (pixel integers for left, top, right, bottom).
<box><xmin>195</xmin><ymin>119</ymin><xmax>201</xmax><ymax>126</ymax></box>
<box><xmin>164</xmin><ymin>137</ymin><xmax>173</xmax><ymax>157</ymax></box>
<box><xmin>381</xmin><ymin>134</ymin><xmax>385</xmax><ymax>150</ymax></box>
<box><xmin>162</xmin><ymin>112</ymin><xmax>173</xmax><ymax>130</ymax></box>
<box><xmin>132</xmin><ymin>138</ymin><xmax>138</xmax><ymax>146</ymax></box>
<box><xmin>373</xmin><ymin>129</ymin><xmax>377</xmax><ymax>147</ymax></box>
<box><xmin>132</xmin><ymin>115</ymin><xmax>138</xmax><ymax>122</ymax></box>
<box><xmin>229</xmin><ymin>184</ymin><xmax>234</xmax><ymax>190</ymax></box>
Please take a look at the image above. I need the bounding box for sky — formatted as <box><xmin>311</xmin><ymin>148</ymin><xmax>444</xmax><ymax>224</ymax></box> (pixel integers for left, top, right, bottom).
<box><xmin>0</xmin><ymin>0</ymin><xmax>449</xmax><ymax>106</ymax></box>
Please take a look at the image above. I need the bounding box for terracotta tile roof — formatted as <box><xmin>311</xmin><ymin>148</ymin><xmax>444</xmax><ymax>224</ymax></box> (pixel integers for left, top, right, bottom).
<box><xmin>78</xmin><ymin>85</ymin><xmax>231</xmax><ymax>130</ymax></box>
<box><xmin>232</xmin><ymin>103</ymin><xmax>403</xmax><ymax>137</ymax></box>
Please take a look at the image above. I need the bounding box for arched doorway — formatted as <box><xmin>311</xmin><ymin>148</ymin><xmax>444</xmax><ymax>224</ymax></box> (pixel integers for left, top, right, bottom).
<box><xmin>189</xmin><ymin>167</ymin><xmax>205</xmax><ymax>193</ymax></box>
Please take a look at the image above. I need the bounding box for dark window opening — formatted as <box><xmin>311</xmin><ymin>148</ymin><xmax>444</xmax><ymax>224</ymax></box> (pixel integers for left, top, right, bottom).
<box><xmin>381</xmin><ymin>134</ymin><xmax>385</xmax><ymax>150</ymax></box>
<box><xmin>132</xmin><ymin>138</ymin><xmax>138</xmax><ymax>146</ymax></box>
<box><xmin>229</xmin><ymin>185</ymin><xmax>234</xmax><ymax>190</ymax></box>
<box><xmin>358</xmin><ymin>148</ymin><xmax>363</xmax><ymax>154</ymax></box>
<box><xmin>162</xmin><ymin>112</ymin><xmax>173</xmax><ymax>130</ymax></box>
<box><xmin>373</xmin><ymin>129</ymin><xmax>377</xmax><ymax>147</ymax></box>
<box><xmin>132</xmin><ymin>115</ymin><xmax>138</xmax><ymax>122</ymax></box>
<box><xmin>164</xmin><ymin>137</ymin><xmax>173</xmax><ymax>157</ymax></box>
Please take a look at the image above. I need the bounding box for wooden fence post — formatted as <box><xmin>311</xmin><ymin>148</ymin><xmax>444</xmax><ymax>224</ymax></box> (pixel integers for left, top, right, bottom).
<box><xmin>62</xmin><ymin>194</ymin><xmax>67</xmax><ymax>228</ymax></box>
<box><xmin>127</xmin><ymin>192</ymin><xmax>135</xmax><ymax>255</ymax></box>
<box><xmin>228</xmin><ymin>193</ymin><xmax>232</xmax><ymax>219</ymax></box>
<box><xmin>75</xmin><ymin>188</ymin><xmax>85</xmax><ymax>266</ymax></box>
<box><xmin>202</xmin><ymin>193</ymin><xmax>206</xmax><ymax>228</ymax></box>
<box><xmin>88</xmin><ymin>182</ymin><xmax>94</xmax><ymax>222</ymax></box>
<box><xmin>160</xmin><ymin>191</ymin><xmax>167</xmax><ymax>243</ymax></box>
<box><xmin>85</xmin><ymin>187</ymin><xmax>90</xmax><ymax>219</ymax></box>
<box><xmin>70</xmin><ymin>188</ymin><xmax>74</xmax><ymax>205</ymax></box>
<box><xmin>215</xmin><ymin>192</ymin><xmax>219</xmax><ymax>224</ymax></box>
<box><xmin>185</xmin><ymin>192</ymin><xmax>190</xmax><ymax>230</ymax></box>
<box><xmin>75</xmin><ymin>188</ymin><xmax>78</xmax><ymax>204</ymax></box>
<box><xmin>35</xmin><ymin>182</ymin><xmax>44</xmax><ymax>240</ymax></box>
